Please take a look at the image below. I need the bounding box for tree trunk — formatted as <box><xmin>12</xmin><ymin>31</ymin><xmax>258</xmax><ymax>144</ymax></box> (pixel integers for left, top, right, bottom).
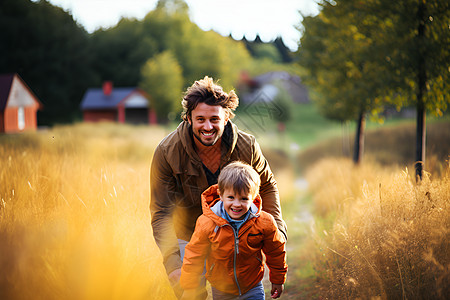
<box><xmin>341</xmin><ymin>121</ymin><xmax>350</xmax><ymax>157</ymax></box>
<box><xmin>415</xmin><ymin>100</ymin><xmax>426</xmax><ymax>180</ymax></box>
<box><xmin>353</xmin><ymin>111</ymin><xmax>365</xmax><ymax>165</ymax></box>
<box><xmin>415</xmin><ymin>0</ymin><xmax>427</xmax><ymax>181</ymax></box>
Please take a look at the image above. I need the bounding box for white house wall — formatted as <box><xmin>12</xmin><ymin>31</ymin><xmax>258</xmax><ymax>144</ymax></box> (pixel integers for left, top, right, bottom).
<box><xmin>124</xmin><ymin>93</ymin><xmax>149</xmax><ymax>108</ymax></box>
<box><xmin>7</xmin><ymin>77</ymin><xmax>36</xmax><ymax>108</ymax></box>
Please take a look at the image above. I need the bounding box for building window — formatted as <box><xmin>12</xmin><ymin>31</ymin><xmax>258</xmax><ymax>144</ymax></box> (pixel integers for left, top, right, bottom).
<box><xmin>18</xmin><ymin>107</ymin><xmax>25</xmax><ymax>130</ymax></box>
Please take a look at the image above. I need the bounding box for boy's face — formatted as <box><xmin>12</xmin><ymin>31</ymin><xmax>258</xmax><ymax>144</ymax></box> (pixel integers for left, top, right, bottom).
<box><xmin>219</xmin><ymin>188</ymin><xmax>254</xmax><ymax>220</ymax></box>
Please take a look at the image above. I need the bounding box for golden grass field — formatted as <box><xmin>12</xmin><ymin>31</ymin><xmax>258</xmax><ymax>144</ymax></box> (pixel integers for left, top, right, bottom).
<box><xmin>1</xmin><ymin>121</ymin><xmax>448</xmax><ymax>299</ymax></box>
<box><xmin>305</xmin><ymin>158</ymin><xmax>449</xmax><ymax>299</ymax></box>
<box><xmin>0</xmin><ymin>123</ymin><xmax>175</xmax><ymax>300</ymax></box>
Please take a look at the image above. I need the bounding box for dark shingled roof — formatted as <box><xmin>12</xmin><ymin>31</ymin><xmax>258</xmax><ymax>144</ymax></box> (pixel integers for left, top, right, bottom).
<box><xmin>80</xmin><ymin>87</ymin><xmax>139</xmax><ymax>110</ymax></box>
<box><xmin>0</xmin><ymin>74</ymin><xmax>14</xmax><ymax>110</ymax></box>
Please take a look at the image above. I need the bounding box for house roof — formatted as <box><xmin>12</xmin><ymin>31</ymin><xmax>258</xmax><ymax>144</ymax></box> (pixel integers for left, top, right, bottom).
<box><xmin>0</xmin><ymin>73</ymin><xmax>42</xmax><ymax>110</ymax></box>
<box><xmin>80</xmin><ymin>87</ymin><xmax>146</xmax><ymax>110</ymax></box>
<box><xmin>247</xmin><ymin>71</ymin><xmax>310</xmax><ymax>104</ymax></box>
<box><xmin>253</xmin><ymin>71</ymin><xmax>300</xmax><ymax>85</ymax></box>
<box><xmin>0</xmin><ymin>74</ymin><xmax>14</xmax><ymax>110</ymax></box>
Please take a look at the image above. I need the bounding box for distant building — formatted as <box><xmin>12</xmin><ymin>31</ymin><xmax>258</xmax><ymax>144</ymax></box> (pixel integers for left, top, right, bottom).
<box><xmin>80</xmin><ymin>82</ymin><xmax>156</xmax><ymax>124</ymax></box>
<box><xmin>239</xmin><ymin>71</ymin><xmax>310</xmax><ymax>104</ymax></box>
<box><xmin>0</xmin><ymin>73</ymin><xmax>42</xmax><ymax>133</ymax></box>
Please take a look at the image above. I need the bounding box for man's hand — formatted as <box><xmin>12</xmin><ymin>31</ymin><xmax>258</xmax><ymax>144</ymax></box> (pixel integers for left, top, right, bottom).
<box><xmin>180</xmin><ymin>289</ymin><xmax>197</xmax><ymax>300</ymax></box>
<box><xmin>168</xmin><ymin>268</ymin><xmax>182</xmax><ymax>286</ymax></box>
<box><xmin>271</xmin><ymin>283</ymin><xmax>284</xmax><ymax>299</ymax></box>
<box><xmin>168</xmin><ymin>268</ymin><xmax>183</xmax><ymax>298</ymax></box>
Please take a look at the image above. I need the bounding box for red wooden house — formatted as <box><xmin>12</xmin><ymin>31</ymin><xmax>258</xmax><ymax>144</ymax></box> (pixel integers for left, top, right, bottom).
<box><xmin>80</xmin><ymin>82</ymin><xmax>157</xmax><ymax>124</ymax></box>
<box><xmin>0</xmin><ymin>73</ymin><xmax>42</xmax><ymax>133</ymax></box>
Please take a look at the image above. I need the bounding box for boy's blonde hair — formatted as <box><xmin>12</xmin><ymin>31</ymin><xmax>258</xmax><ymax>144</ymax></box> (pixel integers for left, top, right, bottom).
<box><xmin>218</xmin><ymin>161</ymin><xmax>260</xmax><ymax>198</ymax></box>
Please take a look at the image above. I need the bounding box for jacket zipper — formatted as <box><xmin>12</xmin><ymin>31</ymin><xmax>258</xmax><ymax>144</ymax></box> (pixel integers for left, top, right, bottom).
<box><xmin>222</xmin><ymin>224</ymin><xmax>242</xmax><ymax>296</ymax></box>
<box><xmin>232</xmin><ymin>226</ymin><xmax>242</xmax><ymax>296</ymax></box>
<box><xmin>217</xmin><ymin>213</ymin><xmax>258</xmax><ymax>296</ymax></box>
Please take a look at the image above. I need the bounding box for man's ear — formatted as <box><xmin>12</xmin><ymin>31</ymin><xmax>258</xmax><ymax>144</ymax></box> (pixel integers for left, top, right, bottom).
<box><xmin>187</xmin><ymin>115</ymin><xmax>192</xmax><ymax>125</ymax></box>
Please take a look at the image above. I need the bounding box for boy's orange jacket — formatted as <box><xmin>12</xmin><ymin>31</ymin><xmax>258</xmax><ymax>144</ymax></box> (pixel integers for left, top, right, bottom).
<box><xmin>180</xmin><ymin>184</ymin><xmax>287</xmax><ymax>296</ymax></box>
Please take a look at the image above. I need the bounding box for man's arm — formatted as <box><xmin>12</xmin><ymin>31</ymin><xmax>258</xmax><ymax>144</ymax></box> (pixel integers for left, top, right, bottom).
<box><xmin>251</xmin><ymin>138</ymin><xmax>288</xmax><ymax>239</ymax></box>
<box><xmin>180</xmin><ymin>217</ymin><xmax>210</xmax><ymax>290</ymax></box>
<box><xmin>150</xmin><ymin>145</ymin><xmax>182</xmax><ymax>275</ymax></box>
<box><xmin>262</xmin><ymin>214</ymin><xmax>288</xmax><ymax>288</ymax></box>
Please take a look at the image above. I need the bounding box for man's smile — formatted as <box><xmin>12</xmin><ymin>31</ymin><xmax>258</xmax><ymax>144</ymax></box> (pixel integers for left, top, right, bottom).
<box><xmin>202</xmin><ymin>131</ymin><xmax>215</xmax><ymax>137</ymax></box>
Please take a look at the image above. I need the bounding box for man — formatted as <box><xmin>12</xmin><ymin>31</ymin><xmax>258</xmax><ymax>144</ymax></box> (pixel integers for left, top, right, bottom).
<box><xmin>150</xmin><ymin>76</ymin><xmax>287</xmax><ymax>298</ymax></box>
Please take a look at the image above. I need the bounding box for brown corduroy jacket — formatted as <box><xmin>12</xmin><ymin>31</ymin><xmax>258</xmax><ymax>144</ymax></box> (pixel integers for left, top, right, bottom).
<box><xmin>150</xmin><ymin>120</ymin><xmax>287</xmax><ymax>275</ymax></box>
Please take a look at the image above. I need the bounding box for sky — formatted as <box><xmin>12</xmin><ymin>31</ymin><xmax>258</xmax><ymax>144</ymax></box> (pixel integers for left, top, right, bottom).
<box><xmin>44</xmin><ymin>0</ymin><xmax>320</xmax><ymax>51</ymax></box>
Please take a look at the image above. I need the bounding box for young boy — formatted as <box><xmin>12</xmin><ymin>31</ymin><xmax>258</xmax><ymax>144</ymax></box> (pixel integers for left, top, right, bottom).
<box><xmin>180</xmin><ymin>161</ymin><xmax>287</xmax><ymax>299</ymax></box>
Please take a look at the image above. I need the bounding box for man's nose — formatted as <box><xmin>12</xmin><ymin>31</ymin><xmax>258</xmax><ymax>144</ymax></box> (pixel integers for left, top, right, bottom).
<box><xmin>203</xmin><ymin>120</ymin><xmax>213</xmax><ymax>130</ymax></box>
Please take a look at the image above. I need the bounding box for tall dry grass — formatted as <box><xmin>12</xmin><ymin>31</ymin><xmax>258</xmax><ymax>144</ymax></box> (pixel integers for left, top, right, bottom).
<box><xmin>306</xmin><ymin>158</ymin><xmax>449</xmax><ymax>299</ymax></box>
<box><xmin>0</xmin><ymin>123</ymin><xmax>176</xmax><ymax>300</ymax></box>
<box><xmin>297</xmin><ymin>121</ymin><xmax>450</xmax><ymax>175</ymax></box>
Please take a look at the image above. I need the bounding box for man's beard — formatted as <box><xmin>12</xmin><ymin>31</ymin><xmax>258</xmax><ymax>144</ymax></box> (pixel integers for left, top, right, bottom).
<box><xmin>193</xmin><ymin>130</ymin><xmax>221</xmax><ymax>146</ymax></box>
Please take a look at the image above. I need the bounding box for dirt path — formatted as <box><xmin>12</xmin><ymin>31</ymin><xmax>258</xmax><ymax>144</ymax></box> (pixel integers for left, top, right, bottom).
<box><xmin>263</xmin><ymin>177</ymin><xmax>317</xmax><ymax>299</ymax></box>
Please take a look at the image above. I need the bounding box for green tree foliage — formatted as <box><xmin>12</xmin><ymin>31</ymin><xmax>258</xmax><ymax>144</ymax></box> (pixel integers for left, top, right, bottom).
<box><xmin>94</xmin><ymin>0</ymin><xmax>250</xmax><ymax>92</ymax></box>
<box><xmin>144</xmin><ymin>0</ymin><xmax>251</xmax><ymax>90</ymax></box>
<box><xmin>298</xmin><ymin>0</ymin><xmax>449</xmax><ymax>170</ymax></box>
<box><xmin>1</xmin><ymin>0</ymin><xmax>281</xmax><ymax>125</ymax></box>
<box><xmin>251</xmin><ymin>43</ymin><xmax>283</xmax><ymax>63</ymax></box>
<box><xmin>360</xmin><ymin>0</ymin><xmax>449</xmax><ymax>179</ymax></box>
<box><xmin>298</xmin><ymin>1</ymin><xmax>386</xmax><ymax>164</ymax></box>
<box><xmin>139</xmin><ymin>51</ymin><xmax>183</xmax><ymax>122</ymax></box>
<box><xmin>0</xmin><ymin>0</ymin><xmax>94</xmax><ymax>125</ymax></box>
<box><xmin>241</xmin><ymin>35</ymin><xmax>294</xmax><ymax>63</ymax></box>
<box><xmin>90</xmin><ymin>18</ymin><xmax>158</xmax><ymax>86</ymax></box>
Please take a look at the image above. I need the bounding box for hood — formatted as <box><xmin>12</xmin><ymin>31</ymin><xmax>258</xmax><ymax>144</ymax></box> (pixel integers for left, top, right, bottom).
<box><xmin>177</xmin><ymin>120</ymin><xmax>239</xmax><ymax>163</ymax></box>
<box><xmin>201</xmin><ymin>184</ymin><xmax>261</xmax><ymax>226</ymax></box>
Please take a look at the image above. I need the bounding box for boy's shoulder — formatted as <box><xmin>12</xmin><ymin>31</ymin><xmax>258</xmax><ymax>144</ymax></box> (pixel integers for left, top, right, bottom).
<box><xmin>255</xmin><ymin>211</ymin><xmax>277</xmax><ymax>228</ymax></box>
<box><xmin>258</xmin><ymin>210</ymin><xmax>275</xmax><ymax>219</ymax></box>
<box><xmin>195</xmin><ymin>213</ymin><xmax>219</xmax><ymax>232</ymax></box>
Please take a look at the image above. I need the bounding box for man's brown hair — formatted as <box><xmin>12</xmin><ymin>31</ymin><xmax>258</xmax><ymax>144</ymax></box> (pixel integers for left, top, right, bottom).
<box><xmin>218</xmin><ymin>161</ymin><xmax>260</xmax><ymax>198</ymax></box>
<box><xmin>181</xmin><ymin>76</ymin><xmax>239</xmax><ymax>121</ymax></box>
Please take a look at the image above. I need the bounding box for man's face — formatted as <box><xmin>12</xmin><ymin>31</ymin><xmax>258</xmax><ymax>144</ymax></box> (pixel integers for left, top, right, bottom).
<box><xmin>188</xmin><ymin>102</ymin><xmax>228</xmax><ymax>146</ymax></box>
<box><xmin>219</xmin><ymin>188</ymin><xmax>254</xmax><ymax>220</ymax></box>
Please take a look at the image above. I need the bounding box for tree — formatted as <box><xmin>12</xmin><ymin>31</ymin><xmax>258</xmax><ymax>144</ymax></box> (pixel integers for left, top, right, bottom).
<box><xmin>362</xmin><ymin>0</ymin><xmax>449</xmax><ymax>179</ymax></box>
<box><xmin>139</xmin><ymin>51</ymin><xmax>183</xmax><ymax>122</ymax></box>
<box><xmin>298</xmin><ymin>0</ymin><xmax>449</xmax><ymax>171</ymax></box>
<box><xmin>92</xmin><ymin>0</ymin><xmax>251</xmax><ymax>120</ymax></box>
<box><xmin>0</xmin><ymin>0</ymin><xmax>95</xmax><ymax>124</ymax></box>
<box><xmin>143</xmin><ymin>0</ymin><xmax>251</xmax><ymax>89</ymax></box>
<box><xmin>90</xmin><ymin>18</ymin><xmax>158</xmax><ymax>87</ymax></box>
<box><xmin>298</xmin><ymin>1</ymin><xmax>387</xmax><ymax>164</ymax></box>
